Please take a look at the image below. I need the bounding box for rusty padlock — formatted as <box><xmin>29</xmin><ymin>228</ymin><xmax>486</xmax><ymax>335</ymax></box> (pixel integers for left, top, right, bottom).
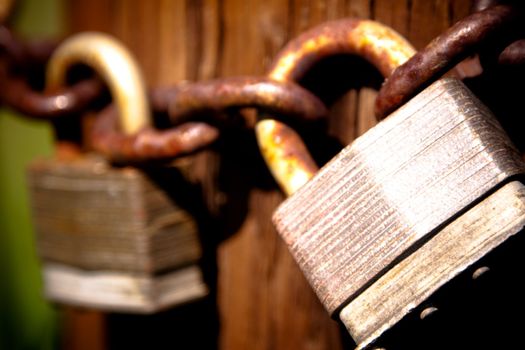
<box><xmin>27</xmin><ymin>32</ymin><xmax>207</xmax><ymax>313</ymax></box>
<box><xmin>256</xmin><ymin>19</ymin><xmax>525</xmax><ymax>349</ymax></box>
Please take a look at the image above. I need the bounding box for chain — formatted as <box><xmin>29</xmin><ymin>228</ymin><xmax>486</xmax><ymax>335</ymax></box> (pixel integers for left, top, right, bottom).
<box><xmin>1</xmin><ymin>2</ymin><xmax>524</xmax><ymax>165</ymax></box>
<box><xmin>0</xmin><ymin>24</ymin><xmax>327</xmax><ymax>162</ymax></box>
<box><xmin>375</xmin><ymin>2</ymin><xmax>524</xmax><ymax>119</ymax></box>
<box><xmin>92</xmin><ymin>77</ymin><xmax>327</xmax><ymax>163</ymax></box>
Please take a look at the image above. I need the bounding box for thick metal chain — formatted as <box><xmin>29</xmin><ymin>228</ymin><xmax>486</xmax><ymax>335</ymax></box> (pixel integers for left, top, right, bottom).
<box><xmin>1</xmin><ymin>2</ymin><xmax>524</xmax><ymax>166</ymax></box>
<box><xmin>0</xmin><ymin>25</ymin><xmax>327</xmax><ymax>162</ymax></box>
<box><xmin>376</xmin><ymin>3</ymin><xmax>525</xmax><ymax>119</ymax></box>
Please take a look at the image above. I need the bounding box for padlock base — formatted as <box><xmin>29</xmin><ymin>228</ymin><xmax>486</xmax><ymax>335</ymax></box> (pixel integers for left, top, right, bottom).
<box><xmin>42</xmin><ymin>262</ymin><xmax>208</xmax><ymax>313</ymax></box>
<box><xmin>340</xmin><ymin>181</ymin><xmax>525</xmax><ymax>350</ymax></box>
<box><xmin>273</xmin><ymin>78</ymin><xmax>525</xmax><ymax>315</ymax></box>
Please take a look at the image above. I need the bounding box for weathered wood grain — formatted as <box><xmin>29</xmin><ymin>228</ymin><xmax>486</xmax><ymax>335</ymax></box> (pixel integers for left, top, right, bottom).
<box><xmin>340</xmin><ymin>181</ymin><xmax>525</xmax><ymax>349</ymax></box>
<box><xmin>274</xmin><ymin>78</ymin><xmax>525</xmax><ymax>314</ymax></box>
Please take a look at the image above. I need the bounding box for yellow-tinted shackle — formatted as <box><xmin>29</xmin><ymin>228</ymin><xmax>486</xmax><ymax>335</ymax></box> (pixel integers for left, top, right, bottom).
<box><xmin>256</xmin><ymin>19</ymin><xmax>416</xmax><ymax>196</ymax></box>
<box><xmin>46</xmin><ymin>32</ymin><xmax>150</xmax><ymax>135</ymax></box>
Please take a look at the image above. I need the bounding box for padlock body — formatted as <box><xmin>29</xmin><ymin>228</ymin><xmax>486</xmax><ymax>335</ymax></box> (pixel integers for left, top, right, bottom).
<box><xmin>27</xmin><ymin>155</ymin><xmax>201</xmax><ymax>273</ymax></box>
<box><xmin>27</xmin><ymin>155</ymin><xmax>207</xmax><ymax>312</ymax></box>
<box><xmin>341</xmin><ymin>180</ymin><xmax>525</xmax><ymax>349</ymax></box>
<box><xmin>273</xmin><ymin>78</ymin><xmax>525</xmax><ymax>316</ymax></box>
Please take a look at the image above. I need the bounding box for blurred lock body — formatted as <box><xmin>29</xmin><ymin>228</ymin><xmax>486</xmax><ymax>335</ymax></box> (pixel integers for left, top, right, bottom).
<box><xmin>27</xmin><ymin>154</ymin><xmax>207</xmax><ymax>313</ymax></box>
<box><xmin>273</xmin><ymin>78</ymin><xmax>525</xmax><ymax>349</ymax></box>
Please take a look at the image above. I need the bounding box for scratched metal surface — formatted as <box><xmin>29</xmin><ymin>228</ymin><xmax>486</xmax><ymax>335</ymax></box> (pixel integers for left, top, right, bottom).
<box><xmin>27</xmin><ymin>155</ymin><xmax>201</xmax><ymax>274</ymax></box>
<box><xmin>341</xmin><ymin>181</ymin><xmax>525</xmax><ymax>349</ymax></box>
<box><xmin>273</xmin><ymin>78</ymin><xmax>525</xmax><ymax>315</ymax></box>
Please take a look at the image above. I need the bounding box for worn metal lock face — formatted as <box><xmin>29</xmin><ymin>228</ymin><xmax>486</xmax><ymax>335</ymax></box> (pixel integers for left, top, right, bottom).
<box><xmin>272</xmin><ymin>78</ymin><xmax>525</xmax><ymax>348</ymax></box>
<box><xmin>27</xmin><ymin>32</ymin><xmax>207</xmax><ymax>313</ymax></box>
<box><xmin>28</xmin><ymin>155</ymin><xmax>207</xmax><ymax>312</ymax></box>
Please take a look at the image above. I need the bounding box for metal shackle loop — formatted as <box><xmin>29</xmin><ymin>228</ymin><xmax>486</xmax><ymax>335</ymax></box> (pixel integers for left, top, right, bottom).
<box><xmin>46</xmin><ymin>32</ymin><xmax>151</xmax><ymax>135</ymax></box>
<box><xmin>256</xmin><ymin>19</ymin><xmax>416</xmax><ymax>196</ymax></box>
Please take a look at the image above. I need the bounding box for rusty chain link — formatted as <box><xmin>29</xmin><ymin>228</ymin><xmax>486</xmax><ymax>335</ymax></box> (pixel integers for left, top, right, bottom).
<box><xmin>375</xmin><ymin>3</ymin><xmax>524</xmax><ymax>119</ymax></box>
<box><xmin>1</xmin><ymin>25</ymin><xmax>104</xmax><ymax>117</ymax></box>
<box><xmin>164</xmin><ymin>77</ymin><xmax>327</xmax><ymax>124</ymax></box>
<box><xmin>91</xmin><ymin>105</ymin><xmax>220</xmax><ymax>163</ymax></box>
<box><xmin>472</xmin><ymin>1</ymin><xmax>525</xmax><ymax>68</ymax></box>
<box><xmin>257</xmin><ymin>18</ymin><xmax>416</xmax><ymax>195</ymax></box>
<box><xmin>92</xmin><ymin>77</ymin><xmax>327</xmax><ymax>162</ymax></box>
<box><xmin>0</xmin><ymin>25</ymin><xmax>327</xmax><ymax>162</ymax></box>
<box><xmin>497</xmin><ymin>39</ymin><xmax>525</xmax><ymax>66</ymax></box>
<box><xmin>1</xmin><ymin>4</ymin><xmax>524</xmax><ymax>168</ymax></box>
<box><xmin>0</xmin><ymin>68</ymin><xmax>104</xmax><ymax>118</ymax></box>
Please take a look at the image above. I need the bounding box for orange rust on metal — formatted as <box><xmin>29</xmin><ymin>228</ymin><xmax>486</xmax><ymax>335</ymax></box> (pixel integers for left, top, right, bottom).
<box><xmin>375</xmin><ymin>4</ymin><xmax>522</xmax><ymax>119</ymax></box>
<box><xmin>268</xmin><ymin>19</ymin><xmax>415</xmax><ymax>83</ymax></box>
<box><xmin>1</xmin><ymin>28</ymin><xmax>104</xmax><ymax>117</ymax></box>
<box><xmin>95</xmin><ymin>74</ymin><xmax>328</xmax><ymax>163</ymax></box>
<box><xmin>256</xmin><ymin>119</ymin><xmax>318</xmax><ymax>196</ymax></box>
<box><xmin>165</xmin><ymin>77</ymin><xmax>328</xmax><ymax>123</ymax></box>
<box><xmin>91</xmin><ymin>106</ymin><xmax>219</xmax><ymax>163</ymax></box>
<box><xmin>258</xmin><ymin>19</ymin><xmax>415</xmax><ymax>195</ymax></box>
<box><xmin>0</xmin><ymin>67</ymin><xmax>104</xmax><ymax>118</ymax></box>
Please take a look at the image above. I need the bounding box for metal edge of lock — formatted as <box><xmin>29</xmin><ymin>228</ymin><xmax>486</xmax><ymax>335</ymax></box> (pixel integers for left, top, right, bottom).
<box><xmin>340</xmin><ymin>180</ymin><xmax>525</xmax><ymax>350</ymax></box>
<box><xmin>42</xmin><ymin>262</ymin><xmax>209</xmax><ymax>314</ymax></box>
<box><xmin>272</xmin><ymin>78</ymin><xmax>525</xmax><ymax>316</ymax></box>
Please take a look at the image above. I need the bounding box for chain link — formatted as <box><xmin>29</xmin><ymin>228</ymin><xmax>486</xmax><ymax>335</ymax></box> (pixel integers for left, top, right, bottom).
<box><xmin>1</xmin><ymin>6</ymin><xmax>524</xmax><ymax>166</ymax></box>
<box><xmin>375</xmin><ymin>3</ymin><xmax>524</xmax><ymax>119</ymax></box>
<box><xmin>0</xmin><ymin>25</ymin><xmax>328</xmax><ymax>162</ymax></box>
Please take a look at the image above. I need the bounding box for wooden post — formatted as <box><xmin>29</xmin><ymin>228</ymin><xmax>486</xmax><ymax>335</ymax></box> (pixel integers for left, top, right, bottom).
<box><xmin>63</xmin><ymin>1</ymin><xmax>473</xmax><ymax>349</ymax></box>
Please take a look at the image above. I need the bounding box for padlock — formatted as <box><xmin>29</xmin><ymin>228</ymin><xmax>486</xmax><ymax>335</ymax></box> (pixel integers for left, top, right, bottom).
<box><xmin>256</xmin><ymin>20</ymin><xmax>525</xmax><ymax>349</ymax></box>
<box><xmin>27</xmin><ymin>32</ymin><xmax>207</xmax><ymax>313</ymax></box>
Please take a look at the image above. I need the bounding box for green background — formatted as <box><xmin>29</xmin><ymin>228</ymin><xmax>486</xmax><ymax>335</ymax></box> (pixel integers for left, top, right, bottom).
<box><xmin>0</xmin><ymin>0</ymin><xmax>63</xmax><ymax>348</ymax></box>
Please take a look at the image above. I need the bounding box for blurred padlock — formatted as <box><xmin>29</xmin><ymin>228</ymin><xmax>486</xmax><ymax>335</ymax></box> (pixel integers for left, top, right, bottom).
<box><xmin>27</xmin><ymin>32</ymin><xmax>207</xmax><ymax>313</ymax></box>
<box><xmin>256</xmin><ymin>19</ymin><xmax>525</xmax><ymax>349</ymax></box>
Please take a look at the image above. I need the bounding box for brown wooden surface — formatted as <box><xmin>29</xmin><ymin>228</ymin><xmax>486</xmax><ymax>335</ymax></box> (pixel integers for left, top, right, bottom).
<box><xmin>63</xmin><ymin>1</ymin><xmax>474</xmax><ymax>349</ymax></box>
<box><xmin>61</xmin><ymin>308</ymin><xmax>106</xmax><ymax>350</ymax></box>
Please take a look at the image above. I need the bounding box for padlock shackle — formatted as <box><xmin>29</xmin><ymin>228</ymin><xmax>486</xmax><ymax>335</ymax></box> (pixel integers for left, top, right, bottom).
<box><xmin>268</xmin><ymin>19</ymin><xmax>415</xmax><ymax>83</ymax></box>
<box><xmin>256</xmin><ymin>19</ymin><xmax>416</xmax><ymax>196</ymax></box>
<box><xmin>46</xmin><ymin>32</ymin><xmax>151</xmax><ymax>135</ymax></box>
